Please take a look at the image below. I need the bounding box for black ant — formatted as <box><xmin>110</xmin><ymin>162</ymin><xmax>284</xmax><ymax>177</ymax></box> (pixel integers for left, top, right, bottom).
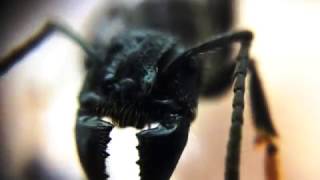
<box><xmin>0</xmin><ymin>2</ymin><xmax>280</xmax><ymax>180</ymax></box>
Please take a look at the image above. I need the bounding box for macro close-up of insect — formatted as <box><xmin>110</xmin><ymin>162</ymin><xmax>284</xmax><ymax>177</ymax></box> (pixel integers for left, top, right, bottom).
<box><xmin>1</xmin><ymin>0</ymin><xmax>320</xmax><ymax>180</ymax></box>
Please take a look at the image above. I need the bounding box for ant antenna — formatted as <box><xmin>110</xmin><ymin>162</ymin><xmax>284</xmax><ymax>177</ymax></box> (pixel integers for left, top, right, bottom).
<box><xmin>0</xmin><ymin>21</ymin><xmax>100</xmax><ymax>76</ymax></box>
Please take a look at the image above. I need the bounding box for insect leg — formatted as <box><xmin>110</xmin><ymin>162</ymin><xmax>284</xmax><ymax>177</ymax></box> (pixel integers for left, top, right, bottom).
<box><xmin>249</xmin><ymin>60</ymin><xmax>280</xmax><ymax>180</ymax></box>
<box><xmin>249</xmin><ymin>61</ymin><xmax>277</xmax><ymax>139</ymax></box>
<box><xmin>177</xmin><ymin>31</ymin><xmax>253</xmax><ymax>180</ymax></box>
<box><xmin>190</xmin><ymin>31</ymin><xmax>279</xmax><ymax>180</ymax></box>
<box><xmin>0</xmin><ymin>21</ymin><xmax>99</xmax><ymax>76</ymax></box>
<box><xmin>76</xmin><ymin>92</ymin><xmax>114</xmax><ymax>180</ymax></box>
<box><xmin>136</xmin><ymin>116</ymin><xmax>191</xmax><ymax>180</ymax></box>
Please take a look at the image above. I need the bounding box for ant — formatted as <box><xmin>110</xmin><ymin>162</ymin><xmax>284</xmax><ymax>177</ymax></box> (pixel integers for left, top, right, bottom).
<box><xmin>0</xmin><ymin>2</ymin><xmax>280</xmax><ymax>180</ymax></box>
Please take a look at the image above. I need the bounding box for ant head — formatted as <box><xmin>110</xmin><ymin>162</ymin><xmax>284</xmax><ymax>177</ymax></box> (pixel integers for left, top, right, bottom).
<box><xmin>95</xmin><ymin>30</ymin><xmax>177</xmax><ymax>103</ymax></box>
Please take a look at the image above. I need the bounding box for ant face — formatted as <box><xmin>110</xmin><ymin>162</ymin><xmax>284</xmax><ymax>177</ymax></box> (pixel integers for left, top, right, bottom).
<box><xmin>94</xmin><ymin>30</ymin><xmax>178</xmax><ymax>104</ymax></box>
<box><xmin>100</xmin><ymin>62</ymin><xmax>157</xmax><ymax>103</ymax></box>
<box><xmin>95</xmin><ymin>32</ymin><xmax>161</xmax><ymax>104</ymax></box>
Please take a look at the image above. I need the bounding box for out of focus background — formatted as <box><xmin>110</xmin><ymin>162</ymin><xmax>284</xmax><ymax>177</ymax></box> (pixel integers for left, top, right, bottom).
<box><xmin>1</xmin><ymin>0</ymin><xmax>320</xmax><ymax>179</ymax></box>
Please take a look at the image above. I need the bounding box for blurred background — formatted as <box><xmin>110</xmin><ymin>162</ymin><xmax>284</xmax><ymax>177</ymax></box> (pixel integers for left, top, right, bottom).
<box><xmin>1</xmin><ymin>0</ymin><xmax>320</xmax><ymax>179</ymax></box>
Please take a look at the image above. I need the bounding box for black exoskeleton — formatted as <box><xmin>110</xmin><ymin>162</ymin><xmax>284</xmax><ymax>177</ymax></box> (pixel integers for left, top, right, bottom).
<box><xmin>77</xmin><ymin>30</ymin><xmax>200</xmax><ymax>180</ymax></box>
<box><xmin>0</xmin><ymin>6</ymin><xmax>278</xmax><ymax>180</ymax></box>
<box><xmin>78</xmin><ymin>30</ymin><xmax>200</xmax><ymax>129</ymax></box>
